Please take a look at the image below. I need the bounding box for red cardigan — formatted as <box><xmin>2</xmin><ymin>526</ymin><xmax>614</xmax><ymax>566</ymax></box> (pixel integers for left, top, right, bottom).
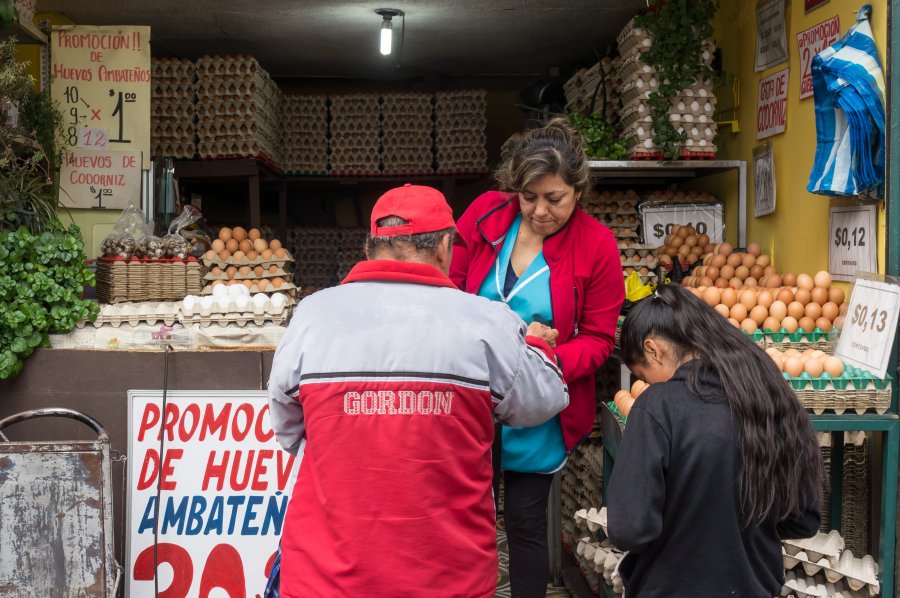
<box><xmin>450</xmin><ymin>190</ymin><xmax>624</xmax><ymax>451</ymax></box>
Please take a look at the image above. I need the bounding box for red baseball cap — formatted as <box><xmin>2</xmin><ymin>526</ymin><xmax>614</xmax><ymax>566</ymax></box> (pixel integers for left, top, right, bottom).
<box><xmin>370</xmin><ymin>184</ymin><xmax>456</xmax><ymax>237</ymax></box>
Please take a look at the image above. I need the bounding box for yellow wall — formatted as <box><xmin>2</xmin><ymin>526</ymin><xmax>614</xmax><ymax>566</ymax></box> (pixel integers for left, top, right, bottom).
<box><xmin>712</xmin><ymin>0</ymin><xmax>887</xmax><ymax>276</ymax></box>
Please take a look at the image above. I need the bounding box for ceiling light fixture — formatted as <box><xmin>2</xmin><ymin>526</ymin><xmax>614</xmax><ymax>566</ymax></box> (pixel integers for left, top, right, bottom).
<box><xmin>376</xmin><ymin>9</ymin><xmax>402</xmax><ymax>56</ymax></box>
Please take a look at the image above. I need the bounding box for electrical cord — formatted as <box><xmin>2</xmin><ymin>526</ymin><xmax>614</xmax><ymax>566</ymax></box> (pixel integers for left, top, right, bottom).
<box><xmin>153</xmin><ymin>344</ymin><xmax>174</xmax><ymax>597</ymax></box>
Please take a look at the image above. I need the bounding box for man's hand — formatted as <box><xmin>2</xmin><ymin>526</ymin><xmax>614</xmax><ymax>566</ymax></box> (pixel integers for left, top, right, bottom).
<box><xmin>526</xmin><ymin>322</ymin><xmax>560</xmax><ymax>348</ymax></box>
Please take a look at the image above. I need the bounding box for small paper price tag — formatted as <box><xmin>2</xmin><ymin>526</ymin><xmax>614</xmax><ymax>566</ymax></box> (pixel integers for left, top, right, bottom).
<box><xmin>834</xmin><ymin>278</ymin><xmax>900</xmax><ymax>378</ymax></box>
<box><xmin>77</xmin><ymin>126</ymin><xmax>109</xmax><ymax>150</ymax></box>
<box><xmin>829</xmin><ymin>205</ymin><xmax>877</xmax><ymax>282</ymax></box>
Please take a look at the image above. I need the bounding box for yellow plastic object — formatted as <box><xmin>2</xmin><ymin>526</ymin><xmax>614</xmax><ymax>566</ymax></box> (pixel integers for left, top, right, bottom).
<box><xmin>625</xmin><ymin>271</ymin><xmax>654</xmax><ymax>302</ymax></box>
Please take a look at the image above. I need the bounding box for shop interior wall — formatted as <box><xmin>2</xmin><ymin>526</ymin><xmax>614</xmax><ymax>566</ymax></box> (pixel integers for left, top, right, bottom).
<box><xmin>709</xmin><ymin>0</ymin><xmax>887</xmax><ymax>276</ymax></box>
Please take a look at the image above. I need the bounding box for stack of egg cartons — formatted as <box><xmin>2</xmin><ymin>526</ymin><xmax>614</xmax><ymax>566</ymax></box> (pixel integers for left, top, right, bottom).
<box><xmin>195</xmin><ymin>55</ymin><xmax>283</xmax><ymax>168</ymax></box>
<box><xmin>564</xmin><ymin>67</ymin><xmax>589</xmax><ymax>115</ymax></box>
<box><xmin>329</xmin><ymin>94</ymin><xmax>382</xmax><ymax>175</ymax></box>
<box><xmin>841</xmin><ymin>431</ymin><xmax>869</xmax><ymax>555</ymax></box>
<box><xmin>602</xmin><ymin>57</ymin><xmax>623</xmax><ymax>125</ymax></box>
<box><xmin>616</xmin><ymin>18</ymin><xmax>717</xmax><ymax>158</ymax></box>
<box><xmin>281</xmin><ymin>93</ymin><xmax>328</xmax><ymax>175</ymax></box>
<box><xmin>151</xmin><ymin>58</ymin><xmax>196</xmax><ymax>159</ymax></box>
<box><xmin>335</xmin><ymin>228</ymin><xmax>368</xmax><ymax>282</ymax></box>
<box><xmin>292</xmin><ymin>227</ymin><xmax>342</xmax><ymax>290</ymax></box>
<box><xmin>434</xmin><ymin>90</ymin><xmax>488</xmax><ymax>174</ymax></box>
<box><xmin>380</xmin><ymin>92</ymin><xmax>434</xmax><ymax>175</ymax></box>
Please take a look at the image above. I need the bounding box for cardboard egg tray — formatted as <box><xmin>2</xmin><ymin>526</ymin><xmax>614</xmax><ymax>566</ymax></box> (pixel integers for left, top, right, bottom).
<box><xmin>381</xmin><ymin>92</ymin><xmax>433</xmax><ymax>115</ymax></box>
<box><xmin>382</xmin><ymin>147</ymin><xmax>433</xmax><ymax>162</ymax></box>
<box><xmin>330</xmin><ymin>93</ymin><xmax>381</xmax><ymax>107</ymax></box>
<box><xmin>96</xmin><ymin>258</ymin><xmax>203</xmax><ymax>304</ymax></box>
<box><xmin>152</xmin><ymin>102</ymin><xmax>195</xmax><ymax>119</ymax></box>
<box><xmin>434</xmin><ymin>129</ymin><xmax>486</xmax><ymax>147</ymax></box>
<box><xmin>200</xmin><ymin>280</ymin><xmax>297</xmax><ymax>296</ymax></box>
<box><xmin>195</xmin><ymin>54</ymin><xmax>264</xmax><ymax>76</ymax></box>
<box><xmin>619</xmin><ymin>55</ymin><xmax>655</xmax><ymax>82</ymax></box>
<box><xmin>433</xmin><ymin>113</ymin><xmax>488</xmax><ymax>132</ymax></box>
<box><xmin>330</xmin><ymin>117</ymin><xmax>381</xmax><ymax>135</ymax></box>
<box><xmin>78</xmin><ymin>301</ymin><xmax>181</xmax><ymax>328</ymax></box>
<box><xmin>203</xmin><ymin>265</ymin><xmax>290</xmax><ymax>282</ymax></box>
<box><xmin>781</xmin><ymin>572</ymin><xmax>870</xmax><ymax>598</ymax></box>
<box><xmin>620</xmin><ymin>255</ymin><xmax>658</xmax><ymax>270</ymax></box>
<box><xmin>153</xmin><ymin>57</ymin><xmax>196</xmax><ymax>76</ymax></box>
<box><xmin>381</xmin><ymin>131</ymin><xmax>434</xmax><ymax>149</ymax></box>
<box><xmin>782</xmin><ymin>531</ymin><xmax>879</xmax><ymax>596</ymax></box>
<box><xmin>195</xmin><ymin>99</ymin><xmax>278</xmax><ymax>119</ymax></box>
<box><xmin>617</xmin><ymin>28</ymin><xmax>653</xmax><ymax>58</ymax></box>
<box><xmin>793</xmin><ymin>387</ymin><xmax>891</xmax><ymax>415</ymax></box>
<box><xmin>202</xmin><ymin>252</ymin><xmax>294</xmax><ymax>269</ymax></box>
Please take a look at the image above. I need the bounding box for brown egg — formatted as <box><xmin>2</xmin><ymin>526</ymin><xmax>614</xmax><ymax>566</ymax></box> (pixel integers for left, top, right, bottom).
<box><xmin>794</xmin><ymin>289</ymin><xmax>812</xmax><ymax>306</ymax></box>
<box><xmin>275</xmin><ymin>248</ymin><xmax>287</xmax><ymax>259</ymax></box>
<box><xmin>232</xmin><ymin>227</ymin><xmax>248</xmax><ymax>242</ymax></box>
<box><xmin>757</xmin><ymin>290</ymin><xmax>774</xmax><ymax>309</ymax></box>
<box><xmin>711</xmin><ymin>254</ymin><xmax>727</xmax><ymax>268</ymax></box>
<box><xmin>796</xmin><ymin>273</ymin><xmax>814</xmax><ymax>290</ymax></box>
<box><xmin>816</xmin><ymin>317</ymin><xmax>833</xmax><ymax>332</ymax></box>
<box><xmin>698</xmin><ymin>276</ymin><xmax>714</xmax><ymax>287</ymax></box>
<box><xmin>246</xmin><ymin>250</ymin><xmax>259</xmax><ymax>261</ymax></box>
<box><xmin>824</xmin><ymin>356</ymin><xmax>843</xmax><ymax>377</ymax></box>
<box><xmin>715</xmin><ymin>278</ymin><xmax>729</xmax><ymax>288</ymax></box>
<box><xmin>834</xmin><ymin>314</ymin><xmax>846</xmax><ymax>329</ymax></box>
<box><xmin>744</xmin><ymin>277</ymin><xmax>759</xmax><ymax>288</ymax></box>
<box><xmin>225</xmin><ymin>279</ymin><xmax>238</xmax><ymax>286</ymax></box>
<box><xmin>685</xmin><ymin>235</ymin><xmax>698</xmax><ymax>247</ymax></box>
<box><xmin>810</xmin><ymin>287</ymin><xmax>828</xmax><ymax>305</ymax></box>
<box><xmin>706</xmin><ymin>265</ymin><xmax>720</xmax><ymax>280</ymax></box>
<box><xmin>268</xmin><ymin>264</ymin><xmax>279</xmax><ymax>274</ymax></box>
<box><xmin>670</xmin><ymin>236</ymin><xmax>685</xmax><ymax>249</ymax></box>
<box><xmin>677</xmin><ymin>226</ymin><xmax>691</xmax><ymax>238</ymax></box>
<box><xmin>631</xmin><ymin>380</ymin><xmax>650</xmax><ymax>398</ymax></box>
<box><xmin>739</xmin><ymin>290</ymin><xmax>758</xmax><ymax>309</ymax></box>
<box><xmin>239</xmin><ymin>239</ymin><xmax>253</xmax><ymax>254</ymax></box>
<box><xmin>776</xmin><ymin>288</ymin><xmax>794</xmax><ymax>304</ymax></box>
<box><xmin>814</xmin><ymin>271</ymin><xmax>832</xmax><ymax>288</ymax></box>
<box><xmin>238</xmin><ymin>265</ymin><xmax>252</xmax><ymax>276</ymax></box>
<box><xmin>253</xmin><ymin>238</ymin><xmax>268</xmax><ymax>253</ymax></box>
<box><xmin>749</xmin><ymin>305</ymin><xmax>768</xmax><ymax>325</ymax></box>
<box><xmin>678</xmin><ymin>245</ymin><xmax>692</xmax><ymax>258</ymax></box>
<box><xmin>764</xmin><ymin>275</ymin><xmax>781</xmax><ymax>288</ymax></box>
<box><xmin>763</xmin><ymin>265</ymin><xmax>777</xmax><ymax>275</ymax></box>
<box><xmin>659</xmin><ymin>255</ymin><xmax>673</xmax><ymax>267</ymax></box>
<box><xmin>757</xmin><ymin>255</ymin><xmax>772</xmax><ymax>268</ymax></box>
<box><xmin>233</xmin><ymin>250</ymin><xmax>246</xmax><ymax>262</ymax></box>
<box><xmin>735</xmin><ymin>266</ymin><xmax>750</xmax><ymax>280</ymax></box>
<box><xmin>839</xmin><ymin>302</ymin><xmax>848</xmax><ymax>316</ymax></box>
<box><xmin>741</xmin><ymin>318</ymin><xmax>758</xmax><ymax>334</ymax></box>
<box><xmin>253</xmin><ymin>266</ymin><xmax>264</xmax><ymax>277</ymax></box>
<box><xmin>781</xmin><ymin>316</ymin><xmax>799</xmax><ymax>333</ymax></box>
<box><xmin>828</xmin><ymin>287</ymin><xmax>845</xmax><ymax>304</ymax></box>
<box><xmin>697</xmin><ymin>234</ymin><xmax>710</xmax><ymax>247</ymax></box>
<box><xmin>741</xmin><ymin>254</ymin><xmax>757</xmax><ymax>269</ymax></box>
<box><xmin>714</xmin><ymin>304</ymin><xmax>730</xmax><ymax>318</ymax></box>
<box><xmin>721</xmin><ymin>288</ymin><xmax>738</xmax><ymax>308</ymax></box>
<box><xmin>798</xmin><ymin>316</ymin><xmax>816</xmax><ymax>333</ymax></box>
<box><xmin>225</xmin><ymin>265</ymin><xmax>238</xmax><ymax>278</ymax></box>
<box><xmin>804</xmin><ymin>357</ymin><xmax>824</xmax><ymax>377</ymax></box>
<box><xmin>821</xmin><ymin>302</ymin><xmax>840</xmax><ymax>322</ymax></box>
<box><xmin>744</xmin><ymin>241</ymin><xmax>760</xmax><ymax>256</ymax></box>
<box><xmin>211</xmin><ymin>266</ymin><xmax>223</xmax><ymax>277</ymax></box>
<box><xmin>769</xmin><ymin>300</ymin><xmax>788</xmax><ymax>321</ymax></box>
<box><xmin>261</xmin><ymin>249</ymin><xmax>274</xmax><ymax>261</ymax></box>
<box><xmin>730</xmin><ymin>303</ymin><xmax>748</xmax><ymax>322</ymax></box>
<box><xmin>763</xmin><ymin>316</ymin><xmax>782</xmax><ymax>332</ymax></box>
<box><xmin>787</xmin><ymin>301</ymin><xmax>805</xmax><ymax>320</ymax></box>
<box><xmin>632</xmin><ymin>254</ymin><xmax>643</xmax><ymax>264</ymax></box>
<box><xmin>718</xmin><ymin>242</ymin><xmax>733</xmax><ymax>257</ymax></box>
<box><xmin>770</xmin><ymin>352</ymin><xmax>784</xmax><ymax>371</ymax></box>
<box><xmin>784</xmin><ymin>357</ymin><xmax>804</xmax><ymax>377</ymax></box>
<box><xmin>805</xmin><ymin>302</ymin><xmax>822</xmax><ymax>319</ymax></box>
<box><xmin>272</xmin><ymin>277</ymin><xmax>285</xmax><ymax>288</ymax></box>
<box><xmin>719</xmin><ymin>264</ymin><xmax>735</xmax><ymax>281</ymax></box>
<box><xmin>702</xmin><ymin>287</ymin><xmax>721</xmax><ymax>307</ymax></box>
<box><xmin>218</xmin><ymin>227</ymin><xmax>233</xmax><ymax>242</ymax></box>
<box><xmin>728</xmin><ymin>318</ymin><xmax>741</xmax><ymax>328</ymax></box>
<box><xmin>729</xmin><ymin>277</ymin><xmax>743</xmax><ymax>288</ymax></box>
<box><xmin>205</xmin><ymin>249</ymin><xmax>217</xmax><ymax>261</ymax></box>
<box><xmin>749</xmin><ymin>265</ymin><xmax>765</xmax><ymax>280</ymax></box>
<box><xmin>248</xmin><ymin>228</ymin><xmax>261</xmax><ymax>241</ymax></box>
<box><xmin>242</xmin><ymin>279</ymin><xmax>254</xmax><ymax>290</ymax></box>
<box><xmin>726</xmin><ymin>253</ymin><xmax>744</xmax><ymax>268</ymax></box>
<box><xmin>225</xmin><ymin>239</ymin><xmax>239</xmax><ymax>253</ymax></box>
<box><xmin>782</xmin><ymin>272</ymin><xmax>797</xmax><ymax>286</ymax></box>
<box><xmin>218</xmin><ymin>249</ymin><xmax>231</xmax><ymax>261</ymax></box>
<box><xmin>270</xmin><ymin>239</ymin><xmax>283</xmax><ymax>251</ymax></box>
<box><xmin>211</xmin><ymin>239</ymin><xmax>225</xmax><ymax>253</ymax></box>
<box><xmin>784</xmin><ymin>348</ymin><xmax>802</xmax><ymax>360</ymax></box>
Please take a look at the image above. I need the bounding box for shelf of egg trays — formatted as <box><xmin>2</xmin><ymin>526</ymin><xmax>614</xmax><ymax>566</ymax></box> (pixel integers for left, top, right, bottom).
<box><xmin>181</xmin><ymin>284</ymin><xmax>291</xmax><ymax>327</ymax></box>
<box><xmin>579</xmin><ymin>191</ymin><xmax>656</xmax><ymax>285</ymax></box>
<box><xmin>570</xmin><ymin>507</ymin><xmax>625</xmax><ymax>596</ymax></box>
<box><xmin>764</xmin><ymin>347</ymin><xmax>891</xmax><ymax>415</ymax></box>
<box><xmin>201</xmin><ymin>226</ymin><xmax>297</xmax><ymax>299</ymax></box>
<box><xmin>434</xmin><ymin>90</ymin><xmax>488</xmax><ymax>174</ymax></box>
<box><xmin>281</xmin><ymin>93</ymin><xmax>329</xmax><ymax>175</ymax></box>
<box><xmin>151</xmin><ymin>58</ymin><xmax>197</xmax><ymax>159</ymax></box>
<box><xmin>780</xmin><ymin>529</ymin><xmax>880</xmax><ymax>598</ymax></box>
<box><xmin>194</xmin><ymin>55</ymin><xmax>283</xmax><ymax>166</ymax></box>
<box><xmin>328</xmin><ymin>94</ymin><xmax>383</xmax><ymax>176</ymax></box>
<box><xmin>381</xmin><ymin>92</ymin><xmax>435</xmax><ymax>176</ymax></box>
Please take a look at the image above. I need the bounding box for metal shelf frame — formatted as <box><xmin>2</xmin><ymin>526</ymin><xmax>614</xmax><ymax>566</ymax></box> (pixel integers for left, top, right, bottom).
<box><xmin>587</xmin><ymin>160</ymin><xmax>748</xmax><ymax>247</ymax></box>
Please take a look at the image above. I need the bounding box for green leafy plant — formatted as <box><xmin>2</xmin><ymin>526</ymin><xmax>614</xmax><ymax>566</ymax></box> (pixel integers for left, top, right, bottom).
<box><xmin>570</xmin><ymin>112</ymin><xmax>628</xmax><ymax>160</ymax></box>
<box><xmin>0</xmin><ymin>224</ymin><xmax>99</xmax><ymax>378</ymax></box>
<box><xmin>636</xmin><ymin>0</ymin><xmax>718</xmax><ymax>159</ymax></box>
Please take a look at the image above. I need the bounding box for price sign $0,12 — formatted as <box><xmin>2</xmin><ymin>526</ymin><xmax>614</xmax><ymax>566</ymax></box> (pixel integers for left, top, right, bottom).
<box><xmin>829</xmin><ymin>206</ymin><xmax>877</xmax><ymax>282</ymax></box>
<box><xmin>835</xmin><ymin>278</ymin><xmax>900</xmax><ymax>379</ymax></box>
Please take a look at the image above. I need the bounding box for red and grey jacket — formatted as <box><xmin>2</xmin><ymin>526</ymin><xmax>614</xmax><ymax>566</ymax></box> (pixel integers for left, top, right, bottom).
<box><xmin>450</xmin><ymin>190</ymin><xmax>624</xmax><ymax>451</ymax></box>
<box><xmin>267</xmin><ymin>259</ymin><xmax>569</xmax><ymax>598</ymax></box>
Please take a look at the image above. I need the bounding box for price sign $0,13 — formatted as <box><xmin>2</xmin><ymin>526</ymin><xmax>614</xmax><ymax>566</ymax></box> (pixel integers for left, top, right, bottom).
<box><xmin>834</xmin><ymin>278</ymin><xmax>900</xmax><ymax>379</ymax></box>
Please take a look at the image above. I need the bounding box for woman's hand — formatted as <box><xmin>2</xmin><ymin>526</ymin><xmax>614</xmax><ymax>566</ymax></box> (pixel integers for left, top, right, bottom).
<box><xmin>527</xmin><ymin>322</ymin><xmax>560</xmax><ymax>348</ymax></box>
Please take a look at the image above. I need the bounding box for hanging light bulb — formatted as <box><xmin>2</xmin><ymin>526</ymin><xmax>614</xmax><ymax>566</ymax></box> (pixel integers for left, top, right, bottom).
<box><xmin>375</xmin><ymin>9</ymin><xmax>401</xmax><ymax>56</ymax></box>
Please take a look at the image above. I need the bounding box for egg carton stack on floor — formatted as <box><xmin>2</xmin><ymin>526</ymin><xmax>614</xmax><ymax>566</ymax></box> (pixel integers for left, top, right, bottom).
<box><xmin>434</xmin><ymin>90</ymin><xmax>488</xmax><ymax>174</ymax></box>
<box><xmin>335</xmin><ymin>228</ymin><xmax>368</xmax><ymax>282</ymax></box>
<box><xmin>818</xmin><ymin>432</ymin><xmax>832</xmax><ymax>533</ymax></box>
<box><xmin>616</xmin><ymin>18</ymin><xmax>717</xmax><ymax>159</ymax></box>
<box><xmin>195</xmin><ymin>55</ymin><xmax>283</xmax><ymax>168</ymax></box>
<box><xmin>281</xmin><ymin>94</ymin><xmax>329</xmax><ymax>175</ymax></box>
<box><xmin>561</xmin><ymin>439</ymin><xmax>604</xmax><ymax>549</ymax></box>
<box><xmin>781</xmin><ymin>530</ymin><xmax>880</xmax><ymax>597</ymax></box>
<box><xmin>381</xmin><ymin>92</ymin><xmax>434</xmax><ymax>175</ymax></box>
<box><xmin>840</xmin><ymin>431</ymin><xmax>869</xmax><ymax>556</ymax></box>
<box><xmin>151</xmin><ymin>58</ymin><xmax>196</xmax><ymax>159</ymax></box>
<box><xmin>570</xmin><ymin>509</ymin><xmax>625</xmax><ymax>595</ymax></box>
<box><xmin>329</xmin><ymin>94</ymin><xmax>382</xmax><ymax>176</ymax></box>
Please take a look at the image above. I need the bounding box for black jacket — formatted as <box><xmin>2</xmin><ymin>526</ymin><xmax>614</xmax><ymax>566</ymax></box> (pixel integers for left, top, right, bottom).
<box><xmin>606</xmin><ymin>361</ymin><xmax>820</xmax><ymax>598</ymax></box>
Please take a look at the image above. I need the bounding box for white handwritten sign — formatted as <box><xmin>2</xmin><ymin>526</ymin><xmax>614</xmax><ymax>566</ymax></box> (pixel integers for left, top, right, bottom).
<box><xmin>77</xmin><ymin>126</ymin><xmax>110</xmax><ymax>150</ymax></box>
<box><xmin>756</xmin><ymin>0</ymin><xmax>788</xmax><ymax>72</ymax></box>
<box><xmin>835</xmin><ymin>278</ymin><xmax>900</xmax><ymax>378</ymax></box>
<box><xmin>797</xmin><ymin>16</ymin><xmax>841</xmax><ymax>100</ymax></box>
<box><xmin>757</xmin><ymin>68</ymin><xmax>790</xmax><ymax>139</ymax></box>
<box><xmin>59</xmin><ymin>148</ymin><xmax>141</xmax><ymax>209</ymax></box>
<box><xmin>829</xmin><ymin>205</ymin><xmax>877</xmax><ymax>282</ymax></box>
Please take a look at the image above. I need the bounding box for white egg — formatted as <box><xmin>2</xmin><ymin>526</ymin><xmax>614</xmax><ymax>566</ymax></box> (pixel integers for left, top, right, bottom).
<box><xmin>234</xmin><ymin>295</ymin><xmax>251</xmax><ymax>310</ymax></box>
<box><xmin>200</xmin><ymin>296</ymin><xmax>215</xmax><ymax>310</ymax></box>
<box><xmin>270</xmin><ymin>293</ymin><xmax>286</xmax><ymax>308</ymax></box>
<box><xmin>251</xmin><ymin>293</ymin><xmax>268</xmax><ymax>308</ymax></box>
<box><xmin>227</xmin><ymin>285</ymin><xmax>244</xmax><ymax>299</ymax></box>
<box><xmin>182</xmin><ymin>296</ymin><xmax>197</xmax><ymax>311</ymax></box>
<box><xmin>215</xmin><ymin>296</ymin><xmax>232</xmax><ymax>312</ymax></box>
<box><xmin>212</xmin><ymin>285</ymin><xmax>229</xmax><ymax>299</ymax></box>
<box><xmin>238</xmin><ymin>285</ymin><xmax>251</xmax><ymax>296</ymax></box>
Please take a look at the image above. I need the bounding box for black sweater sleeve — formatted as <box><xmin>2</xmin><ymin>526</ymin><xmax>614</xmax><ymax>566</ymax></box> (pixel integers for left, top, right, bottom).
<box><xmin>776</xmin><ymin>486</ymin><xmax>822</xmax><ymax>540</ymax></box>
<box><xmin>606</xmin><ymin>404</ymin><xmax>670</xmax><ymax>553</ymax></box>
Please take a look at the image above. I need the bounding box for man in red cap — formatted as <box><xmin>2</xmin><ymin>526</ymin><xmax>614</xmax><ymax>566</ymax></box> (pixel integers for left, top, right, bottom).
<box><xmin>268</xmin><ymin>184</ymin><xmax>569</xmax><ymax>598</ymax></box>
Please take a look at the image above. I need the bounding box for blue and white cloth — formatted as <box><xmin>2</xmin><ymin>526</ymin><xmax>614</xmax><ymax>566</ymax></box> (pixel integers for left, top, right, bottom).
<box><xmin>807</xmin><ymin>4</ymin><xmax>885</xmax><ymax>198</ymax></box>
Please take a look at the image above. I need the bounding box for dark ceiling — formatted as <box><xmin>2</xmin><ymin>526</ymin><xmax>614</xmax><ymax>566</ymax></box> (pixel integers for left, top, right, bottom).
<box><xmin>40</xmin><ymin>0</ymin><xmax>648</xmax><ymax>80</ymax></box>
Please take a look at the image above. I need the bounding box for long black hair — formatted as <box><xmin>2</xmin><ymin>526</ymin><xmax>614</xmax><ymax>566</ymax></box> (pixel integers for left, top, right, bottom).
<box><xmin>620</xmin><ymin>284</ymin><xmax>822</xmax><ymax>526</ymax></box>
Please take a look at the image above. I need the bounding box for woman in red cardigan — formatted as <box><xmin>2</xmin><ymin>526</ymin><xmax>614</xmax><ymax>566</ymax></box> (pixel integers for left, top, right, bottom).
<box><xmin>450</xmin><ymin>118</ymin><xmax>624</xmax><ymax>597</ymax></box>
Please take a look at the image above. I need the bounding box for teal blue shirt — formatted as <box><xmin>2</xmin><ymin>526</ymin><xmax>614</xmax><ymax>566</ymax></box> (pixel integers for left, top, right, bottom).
<box><xmin>477</xmin><ymin>215</ymin><xmax>567</xmax><ymax>473</ymax></box>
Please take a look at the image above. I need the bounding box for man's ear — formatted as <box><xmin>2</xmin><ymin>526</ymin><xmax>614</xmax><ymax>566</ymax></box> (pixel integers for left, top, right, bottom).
<box><xmin>435</xmin><ymin>233</ymin><xmax>453</xmax><ymax>274</ymax></box>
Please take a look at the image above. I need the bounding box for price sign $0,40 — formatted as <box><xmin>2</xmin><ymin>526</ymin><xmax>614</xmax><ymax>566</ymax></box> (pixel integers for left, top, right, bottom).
<box><xmin>834</xmin><ymin>278</ymin><xmax>900</xmax><ymax>379</ymax></box>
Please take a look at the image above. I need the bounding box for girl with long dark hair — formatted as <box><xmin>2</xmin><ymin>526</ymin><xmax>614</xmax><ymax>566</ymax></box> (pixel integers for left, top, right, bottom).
<box><xmin>606</xmin><ymin>284</ymin><xmax>822</xmax><ymax>597</ymax></box>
